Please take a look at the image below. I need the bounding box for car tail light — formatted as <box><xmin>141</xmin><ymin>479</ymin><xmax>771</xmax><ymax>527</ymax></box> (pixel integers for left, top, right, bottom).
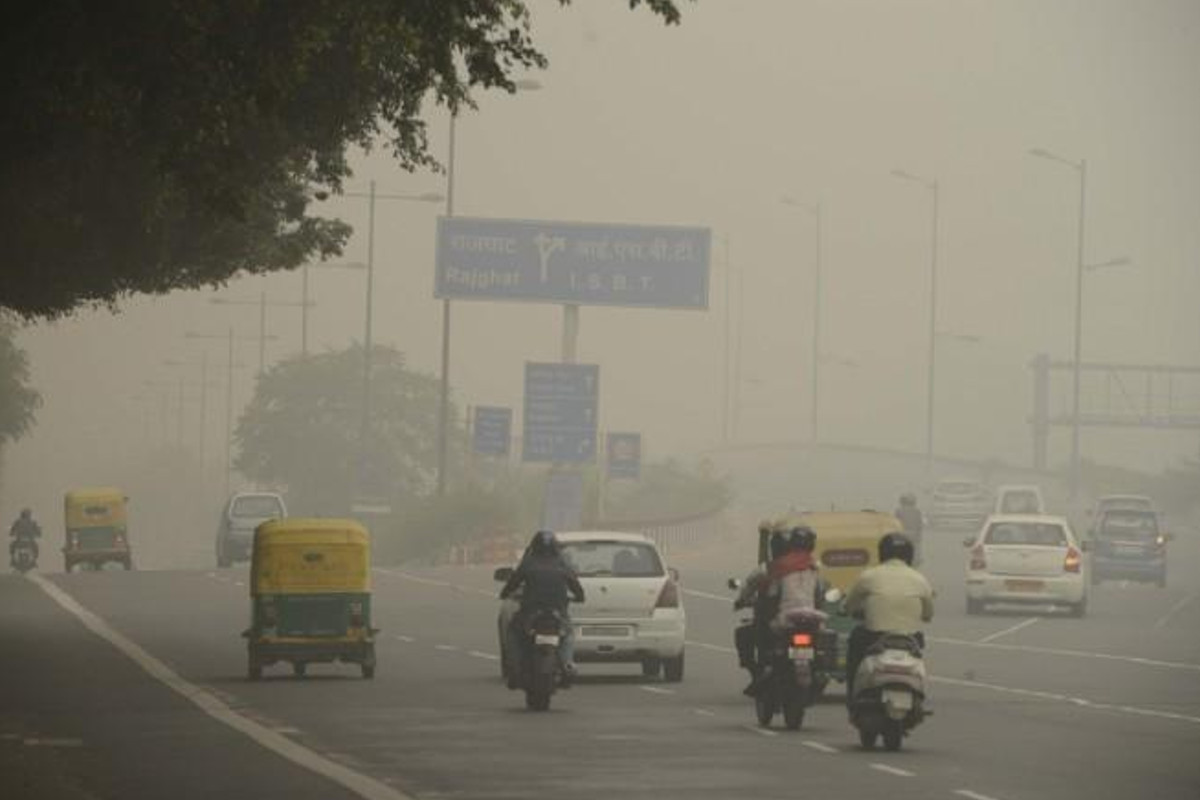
<box><xmin>969</xmin><ymin>544</ymin><xmax>987</xmax><ymax>571</ymax></box>
<box><xmin>1064</xmin><ymin>546</ymin><xmax>1082</xmax><ymax>573</ymax></box>
<box><xmin>348</xmin><ymin>600</ymin><xmax>364</xmax><ymax>629</ymax></box>
<box><xmin>791</xmin><ymin>632</ymin><xmax>813</xmax><ymax>648</ymax></box>
<box><xmin>1155</xmin><ymin>535</ymin><xmax>1167</xmax><ymax>548</ymax></box>
<box><xmin>655</xmin><ymin>579</ymin><xmax>680</xmax><ymax>609</ymax></box>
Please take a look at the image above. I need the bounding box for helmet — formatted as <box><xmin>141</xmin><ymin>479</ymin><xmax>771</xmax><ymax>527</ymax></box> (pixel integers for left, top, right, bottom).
<box><xmin>879</xmin><ymin>532</ymin><xmax>915</xmax><ymax>565</ymax></box>
<box><xmin>529</xmin><ymin>529</ymin><xmax>559</xmax><ymax>556</ymax></box>
<box><xmin>899</xmin><ymin>493</ymin><xmax>916</xmax><ymax>507</ymax></box>
<box><xmin>19</xmin><ymin>508</ymin><xmax>31</xmax><ymax>519</ymax></box>
<box><xmin>789</xmin><ymin>525</ymin><xmax>817</xmax><ymax>552</ymax></box>
<box><xmin>769</xmin><ymin>530</ymin><xmax>791</xmax><ymax>560</ymax></box>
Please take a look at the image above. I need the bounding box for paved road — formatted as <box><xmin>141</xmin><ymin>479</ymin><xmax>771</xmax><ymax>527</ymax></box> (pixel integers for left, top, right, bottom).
<box><xmin>3</xmin><ymin>527</ymin><xmax>1199</xmax><ymax>799</ymax></box>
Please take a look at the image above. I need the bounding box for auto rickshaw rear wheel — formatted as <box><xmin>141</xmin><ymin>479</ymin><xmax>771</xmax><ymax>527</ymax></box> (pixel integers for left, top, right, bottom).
<box><xmin>292</xmin><ymin>662</ymin><xmax>307</xmax><ymax>678</ymax></box>
<box><xmin>361</xmin><ymin>646</ymin><xmax>376</xmax><ymax>679</ymax></box>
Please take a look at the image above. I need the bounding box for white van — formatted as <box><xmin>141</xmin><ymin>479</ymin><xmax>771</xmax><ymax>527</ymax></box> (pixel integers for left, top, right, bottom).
<box><xmin>993</xmin><ymin>485</ymin><xmax>1045</xmax><ymax>516</ymax></box>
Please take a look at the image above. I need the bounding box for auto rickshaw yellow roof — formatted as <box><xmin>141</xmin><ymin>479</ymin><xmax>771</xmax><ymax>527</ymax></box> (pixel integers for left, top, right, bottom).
<box><xmin>64</xmin><ymin>487</ymin><xmax>126</xmax><ymax>503</ymax></box>
<box><xmin>797</xmin><ymin>510</ymin><xmax>903</xmax><ymax>534</ymax></box>
<box><xmin>255</xmin><ymin>517</ymin><xmax>369</xmax><ymax>544</ymax></box>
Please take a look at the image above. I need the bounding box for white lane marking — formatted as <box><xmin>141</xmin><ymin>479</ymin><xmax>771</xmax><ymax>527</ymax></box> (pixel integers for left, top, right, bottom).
<box><xmin>686</xmin><ymin>639</ymin><xmax>736</xmax><ymax>654</ymax></box>
<box><xmin>640</xmin><ymin>686</ymin><xmax>675</xmax><ymax>695</ymax></box>
<box><xmin>977</xmin><ymin>617</ymin><xmax>1039</xmax><ymax>644</ymax></box>
<box><xmin>394</xmin><ymin>635</ymin><xmax>415</xmax><ymax>643</ymax></box>
<box><xmin>929</xmin><ymin>637</ymin><xmax>1200</xmax><ymax>673</ymax></box>
<box><xmin>682</xmin><ymin>588</ymin><xmax>731</xmax><ymax>602</ymax></box>
<box><xmin>802</xmin><ymin>740</ymin><xmax>838</xmax><ymax>754</ymax></box>
<box><xmin>692</xmin><ymin>708</ymin><xmax>716</xmax><ymax>717</ymax></box>
<box><xmin>28</xmin><ymin>574</ymin><xmax>414</xmax><ymax>800</ymax></box>
<box><xmin>23</xmin><ymin>737</ymin><xmax>84</xmax><ymax>748</ymax></box>
<box><xmin>1153</xmin><ymin>591</ymin><xmax>1196</xmax><ymax>630</ymax></box>
<box><xmin>743</xmin><ymin>725</ymin><xmax>778</xmax><ymax>737</ymax></box>
<box><xmin>931</xmin><ymin>674</ymin><xmax>1200</xmax><ymax>725</ymax></box>
<box><xmin>870</xmin><ymin>763</ymin><xmax>915</xmax><ymax>777</ymax></box>
<box><xmin>468</xmin><ymin>650</ymin><xmax>499</xmax><ymax>661</ymax></box>
<box><xmin>956</xmin><ymin>790</ymin><xmax>1003</xmax><ymax>800</ymax></box>
<box><xmin>433</xmin><ymin>644</ymin><xmax>459</xmax><ymax>652</ymax></box>
<box><xmin>233</xmin><ymin>581</ymin><xmax>245</xmax><ymax>588</ymax></box>
<box><xmin>273</xmin><ymin>727</ymin><xmax>302</xmax><ymax>735</ymax></box>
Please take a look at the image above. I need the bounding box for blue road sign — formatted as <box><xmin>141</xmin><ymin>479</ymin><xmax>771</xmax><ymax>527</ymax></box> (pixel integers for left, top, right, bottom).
<box><xmin>523</xmin><ymin>363</ymin><xmax>599</xmax><ymax>463</ymax></box>
<box><xmin>436</xmin><ymin>217</ymin><xmax>711</xmax><ymax>309</ymax></box>
<box><xmin>606</xmin><ymin>432</ymin><xmax>642</xmax><ymax>480</ymax></box>
<box><xmin>472</xmin><ymin>406</ymin><xmax>512</xmax><ymax>457</ymax></box>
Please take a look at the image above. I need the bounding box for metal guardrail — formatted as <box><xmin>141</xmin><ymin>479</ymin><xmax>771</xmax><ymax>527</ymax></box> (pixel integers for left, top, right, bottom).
<box><xmin>596</xmin><ymin>505</ymin><xmax>730</xmax><ymax>555</ymax></box>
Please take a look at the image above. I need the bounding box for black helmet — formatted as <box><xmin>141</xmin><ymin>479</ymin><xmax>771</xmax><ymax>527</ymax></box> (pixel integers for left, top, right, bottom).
<box><xmin>529</xmin><ymin>529</ymin><xmax>559</xmax><ymax>556</ymax></box>
<box><xmin>769</xmin><ymin>529</ymin><xmax>791</xmax><ymax>560</ymax></box>
<box><xmin>899</xmin><ymin>493</ymin><xmax>916</xmax><ymax>507</ymax></box>
<box><xmin>19</xmin><ymin>508</ymin><xmax>31</xmax><ymax>519</ymax></box>
<box><xmin>789</xmin><ymin>525</ymin><xmax>817</xmax><ymax>552</ymax></box>
<box><xmin>879</xmin><ymin>532</ymin><xmax>915</xmax><ymax>565</ymax></box>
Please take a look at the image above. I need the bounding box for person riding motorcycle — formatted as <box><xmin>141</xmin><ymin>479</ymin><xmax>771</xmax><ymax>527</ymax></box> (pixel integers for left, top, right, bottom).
<box><xmin>843</xmin><ymin>532</ymin><xmax>934</xmax><ymax>704</ymax></box>
<box><xmin>9</xmin><ymin>508</ymin><xmax>42</xmax><ymax>562</ymax></box>
<box><xmin>894</xmin><ymin>493</ymin><xmax>923</xmax><ymax>562</ymax></box>
<box><xmin>734</xmin><ymin>525</ymin><xmax>822</xmax><ymax>695</ymax></box>
<box><xmin>499</xmin><ymin>530</ymin><xmax>586</xmax><ymax>687</ymax></box>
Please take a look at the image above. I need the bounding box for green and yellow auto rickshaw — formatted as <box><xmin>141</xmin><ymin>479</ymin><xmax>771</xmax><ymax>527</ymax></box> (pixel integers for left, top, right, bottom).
<box><xmin>244</xmin><ymin>518</ymin><xmax>377</xmax><ymax>680</ymax></box>
<box><xmin>756</xmin><ymin>510</ymin><xmax>901</xmax><ymax>686</ymax></box>
<box><xmin>63</xmin><ymin>488</ymin><xmax>133</xmax><ymax>572</ymax></box>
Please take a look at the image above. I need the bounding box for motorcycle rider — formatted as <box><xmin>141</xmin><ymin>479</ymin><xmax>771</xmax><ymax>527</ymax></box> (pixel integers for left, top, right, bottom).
<box><xmin>9</xmin><ymin>508</ymin><xmax>42</xmax><ymax>563</ymax></box>
<box><xmin>734</xmin><ymin>525</ymin><xmax>822</xmax><ymax>695</ymax></box>
<box><xmin>843</xmin><ymin>532</ymin><xmax>934</xmax><ymax>705</ymax></box>
<box><xmin>499</xmin><ymin>530</ymin><xmax>586</xmax><ymax>688</ymax></box>
<box><xmin>894</xmin><ymin>493</ymin><xmax>924</xmax><ymax>563</ymax></box>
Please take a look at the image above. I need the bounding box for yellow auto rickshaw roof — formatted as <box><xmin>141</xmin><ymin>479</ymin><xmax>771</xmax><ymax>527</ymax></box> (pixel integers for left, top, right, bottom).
<box><xmin>252</xmin><ymin>518</ymin><xmax>371</xmax><ymax>594</ymax></box>
<box><xmin>255</xmin><ymin>517</ymin><xmax>369</xmax><ymax>545</ymax></box>
<box><xmin>798</xmin><ymin>510</ymin><xmax>903</xmax><ymax>537</ymax></box>
<box><xmin>64</xmin><ymin>487</ymin><xmax>126</xmax><ymax>504</ymax></box>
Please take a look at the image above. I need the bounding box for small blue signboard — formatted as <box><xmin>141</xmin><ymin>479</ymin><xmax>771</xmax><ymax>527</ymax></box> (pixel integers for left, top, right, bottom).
<box><xmin>472</xmin><ymin>406</ymin><xmax>512</xmax><ymax>457</ymax></box>
<box><xmin>606</xmin><ymin>432</ymin><xmax>642</xmax><ymax>480</ymax></box>
<box><xmin>523</xmin><ymin>363</ymin><xmax>599</xmax><ymax>463</ymax></box>
<box><xmin>436</xmin><ymin>217</ymin><xmax>711</xmax><ymax>309</ymax></box>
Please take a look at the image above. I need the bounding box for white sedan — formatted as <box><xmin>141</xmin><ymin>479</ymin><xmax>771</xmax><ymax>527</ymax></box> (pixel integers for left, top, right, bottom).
<box><xmin>496</xmin><ymin>531</ymin><xmax>687</xmax><ymax>681</ymax></box>
<box><xmin>964</xmin><ymin>514</ymin><xmax>1088</xmax><ymax>617</ymax></box>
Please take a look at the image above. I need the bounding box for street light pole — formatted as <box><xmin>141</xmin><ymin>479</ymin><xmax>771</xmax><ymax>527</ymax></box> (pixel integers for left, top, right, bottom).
<box><xmin>811</xmin><ymin>202</ymin><xmax>823</xmax><ymax>444</ymax></box>
<box><xmin>436</xmin><ymin>115</ymin><xmax>456</xmax><ymax>496</ymax></box>
<box><xmin>360</xmin><ymin>180</ymin><xmax>377</xmax><ymax>493</ymax></box>
<box><xmin>1029</xmin><ymin>148</ymin><xmax>1087</xmax><ymax>500</ymax></box>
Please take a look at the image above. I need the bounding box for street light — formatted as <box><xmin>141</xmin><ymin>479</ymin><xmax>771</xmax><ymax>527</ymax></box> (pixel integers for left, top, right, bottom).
<box><xmin>782</xmin><ymin>196</ymin><xmax>823</xmax><ymax>443</ymax></box>
<box><xmin>1028</xmin><ymin>146</ymin><xmax>1087</xmax><ymax>499</ymax></box>
<box><xmin>300</xmin><ymin>261</ymin><xmax>366</xmax><ymax>356</ymax></box>
<box><xmin>437</xmin><ymin>78</ymin><xmax>543</xmax><ymax>496</ymax></box>
<box><xmin>210</xmin><ymin>293</ymin><xmax>308</xmax><ymax>374</ymax></box>
<box><xmin>338</xmin><ymin>182</ymin><xmax>443</xmax><ymax>504</ymax></box>
<box><xmin>892</xmin><ymin>168</ymin><xmax>940</xmax><ymax>474</ymax></box>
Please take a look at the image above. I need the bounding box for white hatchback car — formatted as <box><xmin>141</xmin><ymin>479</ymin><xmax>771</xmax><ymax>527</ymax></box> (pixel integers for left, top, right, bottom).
<box><xmin>496</xmin><ymin>531</ymin><xmax>687</xmax><ymax>681</ymax></box>
<box><xmin>964</xmin><ymin>514</ymin><xmax>1088</xmax><ymax>617</ymax></box>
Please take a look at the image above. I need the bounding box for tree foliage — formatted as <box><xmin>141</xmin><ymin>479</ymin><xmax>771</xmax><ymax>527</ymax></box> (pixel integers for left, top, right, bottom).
<box><xmin>0</xmin><ymin>0</ymin><xmax>682</xmax><ymax>319</ymax></box>
<box><xmin>234</xmin><ymin>344</ymin><xmax>462</xmax><ymax>514</ymax></box>
<box><xmin>0</xmin><ymin>318</ymin><xmax>41</xmax><ymax>444</ymax></box>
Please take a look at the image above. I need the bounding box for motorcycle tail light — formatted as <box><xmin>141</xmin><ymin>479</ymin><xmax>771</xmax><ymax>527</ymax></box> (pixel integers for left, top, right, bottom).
<box><xmin>348</xmin><ymin>600</ymin><xmax>364</xmax><ymax>628</ymax></box>
<box><xmin>655</xmin><ymin>580</ymin><xmax>680</xmax><ymax>609</ymax></box>
<box><xmin>791</xmin><ymin>632</ymin><xmax>813</xmax><ymax>648</ymax></box>
<box><xmin>1064</xmin><ymin>547</ymin><xmax>1082</xmax><ymax>573</ymax></box>
<box><xmin>969</xmin><ymin>544</ymin><xmax>987</xmax><ymax>571</ymax></box>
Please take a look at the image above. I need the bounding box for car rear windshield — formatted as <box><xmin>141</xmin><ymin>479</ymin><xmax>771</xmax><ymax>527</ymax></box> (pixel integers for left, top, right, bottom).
<box><xmin>999</xmin><ymin>491</ymin><xmax>1041</xmax><ymax>514</ymax></box>
<box><xmin>1098</xmin><ymin>497</ymin><xmax>1152</xmax><ymax>513</ymax></box>
<box><xmin>1098</xmin><ymin>510</ymin><xmax>1158</xmax><ymax>540</ymax></box>
<box><xmin>938</xmin><ymin>481</ymin><xmax>982</xmax><ymax>496</ymax></box>
<box><xmin>985</xmin><ymin>522</ymin><xmax>1067</xmax><ymax>547</ymax></box>
<box><xmin>231</xmin><ymin>495</ymin><xmax>284</xmax><ymax>518</ymax></box>
<box><xmin>561</xmin><ymin>541</ymin><xmax>664</xmax><ymax>578</ymax></box>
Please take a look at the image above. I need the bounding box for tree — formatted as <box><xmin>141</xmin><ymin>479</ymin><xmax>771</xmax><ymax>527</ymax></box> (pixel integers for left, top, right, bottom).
<box><xmin>0</xmin><ymin>317</ymin><xmax>41</xmax><ymax>444</ymax></box>
<box><xmin>0</xmin><ymin>1</ymin><xmax>682</xmax><ymax>319</ymax></box>
<box><xmin>234</xmin><ymin>344</ymin><xmax>461</xmax><ymax>514</ymax></box>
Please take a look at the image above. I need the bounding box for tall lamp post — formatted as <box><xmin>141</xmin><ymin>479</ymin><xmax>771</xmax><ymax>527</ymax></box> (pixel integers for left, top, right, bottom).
<box><xmin>1028</xmin><ymin>148</ymin><xmax>1087</xmax><ymax>500</ymax></box>
<box><xmin>892</xmin><ymin>169</ymin><xmax>940</xmax><ymax>474</ymax></box>
<box><xmin>436</xmin><ymin>78</ymin><xmax>542</xmax><ymax>496</ymax></box>
<box><xmin>782</xmin><ymin>197</ymin><xmax>823</xmax><ymax>443</ymax></box>
<box><xmin>210</xmin><ymin>292</ymin><xmax>311</xmax><ymax>375</ymax></box>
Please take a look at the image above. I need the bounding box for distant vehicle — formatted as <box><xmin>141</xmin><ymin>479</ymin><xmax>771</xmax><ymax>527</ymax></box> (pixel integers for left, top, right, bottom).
<box><xmin>217</xmin><ymin>491</ymin><xmax>287</xmax><ymax>568</ymax></box>
<box><xmin>495</xmin><ymin>531</ymin><xmax>685</xmax><ymax>682</ymax></box>
<box><xmin>992</xmin><ymin>485</ymin><xmax>1046</xmax><ymax>516</ymax></box>
<box><xmin>928</xmin><ymin>478</ymin><xmax>991</xmax><ymax>530</ymax></box>
<box><xmin>63</xmin><ymin>488</ymin><xmax>133</xmax><ymax>572</ymax></box>
<box><xmin>1090</xmin><ymin>508</ymin><xmax>1170</xmax><ymax>587</ymax></box>
<box><xmin>964</xmin><ymin>514</ymin><xmax>1088</xmax><ymax>617</ymax></box>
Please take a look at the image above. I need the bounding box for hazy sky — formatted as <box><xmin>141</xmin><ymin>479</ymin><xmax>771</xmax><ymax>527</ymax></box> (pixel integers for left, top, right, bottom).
<box><xmin>5</xmin><ymin>0</ymin><xmax>1199</xmax><ymax>516</ymax></box>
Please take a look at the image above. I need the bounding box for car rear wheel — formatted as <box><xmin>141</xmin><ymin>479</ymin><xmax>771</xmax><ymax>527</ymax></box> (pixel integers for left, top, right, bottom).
<box><xmin>1067</xmin><ymin>600</ymin><xmax>1087</xmax><ymax>618</ymax></box>
<box><xmin>663</xmin><ymin>653</ymin><xmax>684</xmax><ymax>683</ymax></box>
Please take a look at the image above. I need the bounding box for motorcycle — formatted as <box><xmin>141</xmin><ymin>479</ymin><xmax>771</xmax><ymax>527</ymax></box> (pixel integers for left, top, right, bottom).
<box><xmin>512</xmin><ymin>607</ymin><xmax>567</xmax><ymax>712</ymax></box>
<box><xmin>751</xmin><ymin>609</ymin><xmax>832</xmax><ymax>730</ymax></box>
<box><xmin>850</xmin><ymin>634</ymin><xmax>930</xmax><ymax>751</ymax></box>
<box><xmin>10</xmin><ymin>538</ymin><xmax>38</xmax><ymax>574</ymax></box>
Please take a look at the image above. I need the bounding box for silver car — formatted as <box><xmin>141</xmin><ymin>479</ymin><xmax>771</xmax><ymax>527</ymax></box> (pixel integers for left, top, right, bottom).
<box><xmin>216</xmin><ymin>491</ymin><xmax>287</xmax><ymax>567</ymax></box>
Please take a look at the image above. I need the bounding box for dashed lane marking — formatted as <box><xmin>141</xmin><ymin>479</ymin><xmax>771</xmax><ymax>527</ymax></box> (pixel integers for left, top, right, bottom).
<box><xmin>802</xmin><ymin>740</ymin><xmax>838</xmax><ymax>754</ymax></box>
<box><xmin>976</xmin><ymin>617</ymin><xmax>1038</xmax><ymax>644</ymax></box>
<box><xmin>929</xmin><ymin>636</ymin><xmax>1200</xmax><ymax>673</ymax></box>
<box><xmin>639</xmin><ymin>686</ymin><xmax>675</xmax><ymax>696</ymax></box>
<box><xmin>468</xmin><ymin>651</ymin><xmax>499</xmax><ymax>661</ymax></box>
<box><xmin>28</xmin><ymin>573</ymin><xmax>415</xmax><ymax>800</ymax></box>
<box><xmin>870</xmin><ymin>763</ymin><xmax>915</xmax><ymax>777</ymax></box>
<box><xmin>682</xmin><ymin>588</ymin><xmax>731</xmax><ymax>602</ymax></box>
<box><xmin>956</xmin><ymin>790</ymin><xmax>1003</xmax><ymax>800</ymax></box>
<box><xmin>433</xmin><ymin>644</ymin><xmax>460</xmax><ymax>652</ymax></box>
<box><xmin>743</xmin><ymin>725</ymin><xmax>778</xmax><ymax>737</ymax></box>
<box><xmin>692</xmin><ymin>708</ymin><xmax>717</xmax><ymax>717</ymax></box>
<box><xmin>22</xmin><ymin>738</ymin><xmax>84</xmax><ymax>748</ymax></box>
<box><xmin>394</xmin><ymin>635</ymin><xmax>415</xmax><ymax>643</ymax></box>
<box><xmin>1154</xmin><ymin>591</ymin><xmax>1196</xmax><ymax>630</ymax></box>
<box><xmin>686</xmin><ymin>640</ymin><xmax>736</xmax><ymax>654</ymax></box>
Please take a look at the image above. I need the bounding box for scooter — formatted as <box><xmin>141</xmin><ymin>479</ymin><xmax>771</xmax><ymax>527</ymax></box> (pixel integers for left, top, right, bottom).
<box><xmin>512</xmin><ymin>607</ymin><xmax>566</xmax><ymax>712</ymax></box>
<box><xmin>850</xmin><ymin>634</ymin><xmax>930</xmax><ymax>751</ymax></box>
<box><xmin>10</xmin><ymin>539</ymin><xmax>38</xmax><ymax>574</ymax></box>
